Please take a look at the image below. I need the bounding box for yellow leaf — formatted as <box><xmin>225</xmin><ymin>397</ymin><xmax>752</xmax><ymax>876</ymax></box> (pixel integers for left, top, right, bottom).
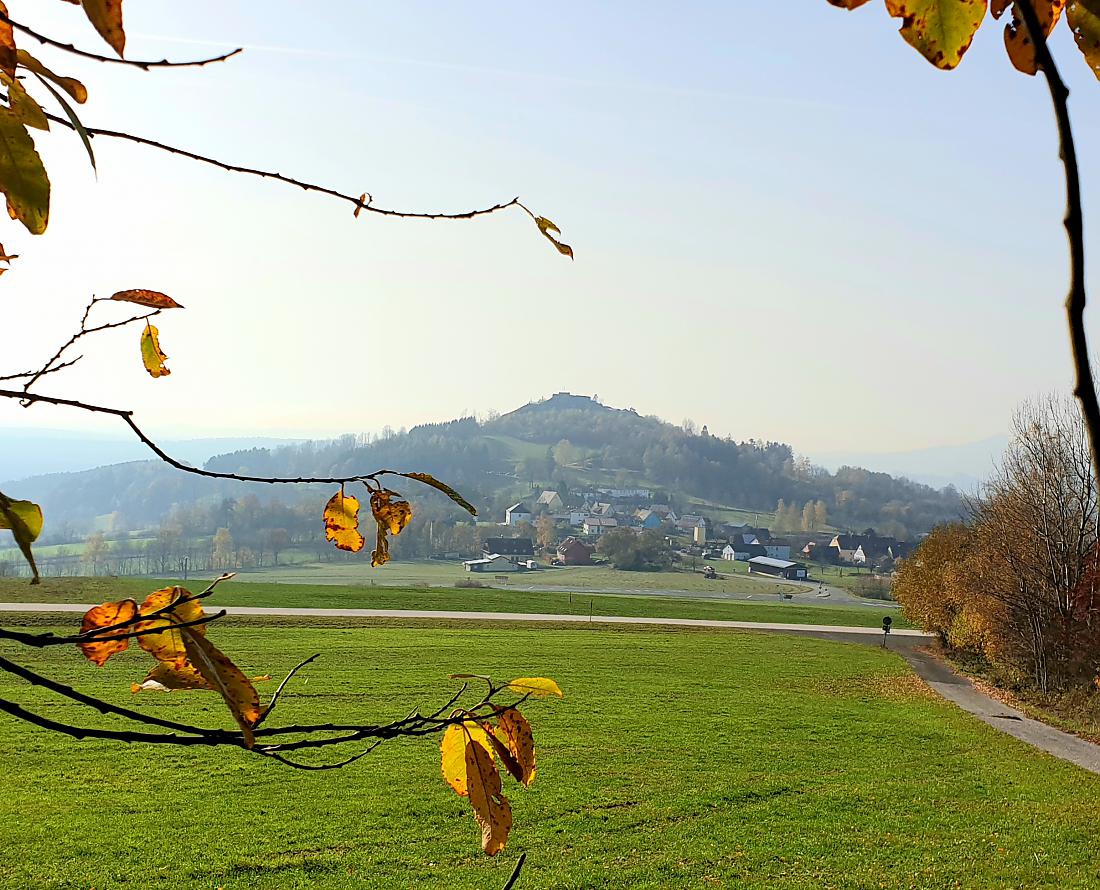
<box><xmin>131</xmin><ymin>660</ymin><xmax>213</xmax><ymax>693</ymax></box>
<box><xmin>1004</xmin><ymin>0</ymin><xmax>1065</xmax><ymax>75</ymax></box>
<box><xmin>16</xmin><ymin>50</ymin><xmax>88</xmax><ymax>104</ymax></box>
<box><xmin>77</xmin><ymin>599</ymin><xmax>138</xmax><ymax>665</ymax></box>
<box><xmin>111</xmin><ymin>289</ymin><xmax>183</xmax><ymax>309</ymax></box>
<box><xmin>180</xmin><ymin>625</ymin><xmax>262</xmax><ymax>747</ymax></box>
<box><xmin>465</xmin><ymin>739</ymin><xmax>512</xmax><ymax>856</ymax></box>
<box><xmin>80</xmin><ymin>0</ymin><xmax>126</xmax><ymax>57</ymax></box>
<box><xmin>369</xmin><ymin>489</ymin><xmax>412</xmax><ymax>567</ymax></box>
<box><xmin>323</xmin><ymin>488</ymin><xmax>364</xmax><ymax>553</ymax></box>
<box><xmin>2</xmin><ymin>76</ymin><xmax>49</xmax><ymax>131</ymax></box>
<box><xmin>440</xmin><ymin>721</ymin><xmax>494</xmax><ymax>796</ymax></box>
<box><xmin>0</xmin><ymin>108</ymin><xmax>49</xmax><ymax>234</ymax></box>
<box><xmin>135</xmin><ymin>586</ymin><xmax>206</xmax><ymax>668</ymax></box>
<box><xmin>401</xmin><ymin>472</ymin><xmax>477</xmax><ymax>516</ymax></box>
<box><xmin>493</xmin><ymin>707</ymin><xmax>537</xmax><ymax>787</ymax></box>
<box><xmin>884</xmin><ymin>0</ymin><xmax>987</xmax><ymax>70</ymax></box>
<box><xmin>0</xmin><ymin>491</ymin><xmax>43</xmax><ymax>583</ymax></box>
<box><xmin>1068</xmin><ymin>0</ymin><xmax>1100</xmax><ymax>79</ymax></box>
<box><xmin>140</xmin><ymin>322</ymin><xmax>170</xmax><ymax>378</ymax></box>
<box><xmin>506</xmin><ymin>677</ymin><xmax>564</xmax><ymax>699</ymax></box>
<box><xmin>534</xmin><ymin>215</ymin><xmax>574</xmax><ymax>259</ymax></box>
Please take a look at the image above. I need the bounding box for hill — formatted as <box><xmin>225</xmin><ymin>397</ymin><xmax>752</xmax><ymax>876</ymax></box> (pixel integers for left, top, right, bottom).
<box><xmin>1</xmin><ymin>393</ymin><xmax>965</xmax><ymax>549</ymax></box>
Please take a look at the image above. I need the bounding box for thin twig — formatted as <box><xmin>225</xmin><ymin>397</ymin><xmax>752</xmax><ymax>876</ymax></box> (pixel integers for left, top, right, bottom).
<box><xmin>262</xmin><ymin>741</ymin><xmax>380</xmax><ymax>771</ymax></box>
<box><xmin>253</xmin><ymin>653</ymin><xmax>320</xmax><ymax>729</ymax></box>
<box><xmin>0</xmin><ymin>12</ymin><xmax>242</xmax><ymax>70</ymax></box>
<box><xmin>41</xmin><ymin>111</ymin><xmax>530</xmax><ymax>222</ymax></box>
<box><xmin>0</xmin><ymin>357</ymin><xmax>81</xmax><ymax>382</ymax></box>
<box><xmin>502</xmin><ymin>853</ymin><xmax>527</xmax><ymax>890</ymax></box>
<box><xmin>1015</xmin><ymin>0</ymin><xmax>1100</xmax><ymax>488</ymax></box>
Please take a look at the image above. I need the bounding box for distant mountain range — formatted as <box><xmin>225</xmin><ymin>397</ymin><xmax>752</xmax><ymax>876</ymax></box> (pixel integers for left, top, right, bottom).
<box><xmin>812</xmin><ymin>435</ymin><xmax>1008</xmax><ymax>493</ymax></box>
<box><xmin>0</xmin><ymin>429</ymin><xmax>302</xmax><ymax>484</ymax></box>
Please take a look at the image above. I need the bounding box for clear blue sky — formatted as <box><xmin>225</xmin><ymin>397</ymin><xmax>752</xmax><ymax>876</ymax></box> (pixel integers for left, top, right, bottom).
<box><xmin>3</xmin><ymin>1</ymin><xmax>1099</xmax><ymax>455</ymax></box>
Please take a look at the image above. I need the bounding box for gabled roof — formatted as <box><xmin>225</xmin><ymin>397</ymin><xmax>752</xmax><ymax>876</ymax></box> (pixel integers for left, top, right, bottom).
<box><xmin>536</xmin><ymin>490</ymin><xmax>562</xmax><ymax>505</ymax></box>
<box><xmin>506</xmin><ymin>503</ymin><xmax>531</xmax><ymax>514</ymax></box>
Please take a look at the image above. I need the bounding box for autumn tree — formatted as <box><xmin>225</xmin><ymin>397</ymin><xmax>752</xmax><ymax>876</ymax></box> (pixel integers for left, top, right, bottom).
<box><xmin>535</xmin><ymin>515</ymin><xmax>559</xmax><ymax>552</ymax></box>
<box><xmin>0</xmin><ymin>1</ymin><xmax>572</xmax><ymax>871</ymax></box>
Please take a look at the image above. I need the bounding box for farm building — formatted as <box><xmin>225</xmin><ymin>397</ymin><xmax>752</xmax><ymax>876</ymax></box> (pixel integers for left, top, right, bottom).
<box><xmin>463</xmin><ymin>554</ymin><xmax>521</xmax><ymax>573</ymax></box>
<box><xmin>483</xmin><ymin>538</ymin><xmax>534</xmax><ymax>558</ymax></box>
<box><xmin>747</xmin><ymin>556</ymin><xmax>808</xmax><ymax>580</ymax></box>
<box><xmin>536</xmin><ymin>490</ymin><xmax>564</xmax><ymax>511</ymax></box>
<box><xmin>557</xmin><ymin>537</ymin><xmax>595</xmax><ymax>565</ymax></box>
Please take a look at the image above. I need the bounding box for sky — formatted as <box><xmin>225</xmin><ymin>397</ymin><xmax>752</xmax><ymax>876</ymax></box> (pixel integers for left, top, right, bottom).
<box><xmin>2</xmin><ymin>1</ymin><xmax>1099</xmax><ymax>458</ymax></box>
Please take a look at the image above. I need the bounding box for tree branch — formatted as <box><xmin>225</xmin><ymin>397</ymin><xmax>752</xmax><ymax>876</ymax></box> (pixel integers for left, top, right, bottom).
<box><xmin>41</xmin><ymin>111</ymin><xmax>530</xmax><ymax>223</ymax></box>
<box><xmin>1015</xmin><ymin>0</ymin><xmax>1100</xmax><ymax>488</ymax></box>
<box><xmin>0</xmin><ymin>12</ymin><xmax>242</xmax><ymax>70</ymax></box>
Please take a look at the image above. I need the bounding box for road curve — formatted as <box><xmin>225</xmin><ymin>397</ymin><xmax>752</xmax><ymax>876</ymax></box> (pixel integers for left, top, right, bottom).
<box><xmin>3</xmin><ymin>602</ymin><xmax>1097</xmax><ymax>774</ymax></box>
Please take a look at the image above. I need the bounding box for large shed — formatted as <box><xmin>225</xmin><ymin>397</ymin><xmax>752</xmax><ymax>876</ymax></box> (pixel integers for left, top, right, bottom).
<box><xmin>747</xmin><ymin>556</ymin><xmax>808</xmax><ymax>580</ymax></box>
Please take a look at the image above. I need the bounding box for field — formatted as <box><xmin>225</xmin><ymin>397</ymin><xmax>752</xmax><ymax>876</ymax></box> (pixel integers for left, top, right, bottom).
<box><xmin>0</xmin><ymin>576</ymin><xmax>905</xmax><ymax>628</ymax></box>
<box><xmin>0</xmin><ymin>617</ymin><xmax>1097</xmax><ymax>889</ymax></box>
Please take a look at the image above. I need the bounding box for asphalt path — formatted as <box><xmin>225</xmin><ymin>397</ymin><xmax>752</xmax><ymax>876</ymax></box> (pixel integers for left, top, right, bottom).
<box><xmin>2</xmin><ymin>601</ymin><xmax>1096</xmax><ymax>774</ymax></box>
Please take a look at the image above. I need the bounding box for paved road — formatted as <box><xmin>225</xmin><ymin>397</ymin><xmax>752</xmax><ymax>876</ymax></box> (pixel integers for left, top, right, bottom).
<box><xmin>3</xmin><ymin>602</ymin><xmax>1096</xmax><ymax>774</ymax></box>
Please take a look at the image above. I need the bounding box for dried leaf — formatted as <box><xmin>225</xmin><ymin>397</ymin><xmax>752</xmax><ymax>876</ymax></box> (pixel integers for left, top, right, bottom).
<box><xmin>323</xmin><ymin>488</ymin><xmax>364</xmax><ymax>552</ymax></box>
<box><xmin>883</xmin><ymin>0</ymin><xmax>987</xmax><ymax>70</ymax></box>
<box><xmin>401</xmin><ymin>472</ymin><xmax>477</xmax><ymax>516</ymax></box>
<box><xmin>181</xmin><ymin>625</ymin><xmax>262</xmax><ymax>747</ymax></box>
<box><xmin>1068</xmin><ymin>0</ymin><xmax>1100</xmax><ymax>79</ymax></box>
<box><xmin>0</xmin><ymin>491</ymin><xmax>43</xmax><ymax>583</ymax></box>
<box><xmin>111</xmin><ymin>289</ymin><xmax>183</xmax><ymax>309</ymax></box>
<box><xmin>465</xmin><ymin>739</ymin><xmax>512</xmax><ymax>856</ymax></box>
<box><xmin>16</xmin><ymin>50</ymin><xmax>88</xmax><ymax>104</ymax></box>
<box><xmin>440</xmin><ymin>721</ymin><xmax>494</xmax><ymax>796</ymax></box>
<box><xmin>482</xmin><ymin>720</ymin><xmax>525</xmax><ymax>786</ymax></box>
<box><xmin>354</xmin><ymin>192</ymin><xmax>367</xmax><ymax>218</ymax></box>
<box><xmin>80</xmin><ymin>0</ymin><xmax>126</xmax><ymax>57</ymax></box>
<box><xmin>506</xmin><ymin>677</ymin><xmax>564</xmax><ymax>699</ymax></box>
<box><xmin>135</xmin><ymin>586</ymin><xmax>206</xmax><ymax>667</ymax></box>
<box><xmin>535</xmin><ymin>215</ymin><xmax>574</xmax><ymax>259</ymax></box>
<box><xmin>0</xmin><ymin>1</ymin><xmax>14</xmax><ymax>79</ymax></box>
<box><xmin>131</xmin><ymin>660</ymin><xmax>213</xmax><ymax>693</ymax></box>
<box><xmin>493</xmin><ymin>707</ymin><xmax>536</xmax><ymax>786</ymax></box>
<box><xmin>77</xmin><ymin>599</ymin><xmax>138</xmax><ymax>665</ymax></box>
<box><xmin>140</xmin><ymin>322</ymin><xmax>170</xmax><ymax>378</ymax></box>
<box><xmin>0</xmin><ymin>108</ymin><xmax>49</xmax><ymax>234</ymax></box>
<box><xmin>1004</xmin><ymin>0</ymin><xmax>1065</xmax><ymax>74</ymax></box>
<box><xmin>369</xmin><ymin>488</ymin><xmax>412</xmax><ymax>567</ymax></box>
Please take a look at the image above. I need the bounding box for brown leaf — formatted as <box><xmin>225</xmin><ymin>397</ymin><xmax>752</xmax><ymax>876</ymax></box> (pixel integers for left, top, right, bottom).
<box><xmin>1005</xmin><ymin>0</ymin><xmax>1065</xmax><ymax>74</ymax></box>
<box><xmin>535</xmin><ymin>215</ymin><xmax>574</xmax><ymax>259</ymax></box>
<box><xmin>140</xmin><ymin>322</ymin><xmax>170</xmax><ymax>378</ymax></box>
<box><xmin>78</xmin><ymin>599</ymin><xmax>138</xmax><ymax>665</ymax></box>
<box><xmin>111</xmin><ymin>289</ymin><xmax>183</xmax><ymax>309</ymax></box>
<box><xmin>465</xmin><ymin>739</ymin><xmax>512</xmax><ymax>856</ymax></box>
<box><xmin>15</xmin><ymin>50</ymin><xmax>87</xmax><ymax>104</ymax></box>
<box><xmin>323</xmin><ymin>488</ymin><xmax>365</xmax><ymax>553</ymax></box>
<box><xmin>353</xmin><ymin>192</ymin><xmax>367</xmax><ymax>218</ymax></box>
<box><xmin>482</xmin><ymin>720</ymin><xmax>525</xmax><ymax>786</ymax></box>
<box><xmin>493</xmin><ymin>707</ymin><xmax>537</xmax><ymax>787</ymax></box>
<box><xmin>131</xmin><ymin>660</ymin><xmax>213</xmax><ymax>693</ymax></box>
<box><xmin>0</xmin><ymin>2</ymin><xmax>16</xmax><ymax>80</ymax></box>
<box><xmin>80</xmin><ymin>0</ymin><xmax>126</xmax><ymax>57</ymax></box>
<box><xmin>180</xmin><ymin>625</ymin><xmax>262</xmax><ymax>747</ymax></box>
<box><xmin>369</xmin><ymin>488</ymin><xmax>412</xmax><ymax>567</ymax></box>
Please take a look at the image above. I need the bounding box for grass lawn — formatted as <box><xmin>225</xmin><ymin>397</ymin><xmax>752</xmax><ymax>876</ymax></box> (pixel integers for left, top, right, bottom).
<box><xmin>0</xmin><ymin>576</ymin><xmax>907</xmax><ymax>628</ymax></box>
<box><xmin>0</xmin><ymin>620</ymin><xmax>1096</xmax><ymax>888</ymax></box>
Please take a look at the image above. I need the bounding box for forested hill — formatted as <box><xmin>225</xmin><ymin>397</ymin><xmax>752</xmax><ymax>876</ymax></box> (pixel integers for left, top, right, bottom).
<box><xmin>5</xmin><ymin>392</ymin><xmax>964</xmax><ymax>538</ymax></box>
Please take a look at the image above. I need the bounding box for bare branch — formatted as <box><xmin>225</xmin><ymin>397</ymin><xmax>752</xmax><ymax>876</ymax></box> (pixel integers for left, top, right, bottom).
<box><xmin>0</xmin><ymin>608</ymin><xmax>226</xmax><ymax>648</ymax></box>
<box><xmin>263</xmin><ymin>741</ymin><xmax>381</xmax><ymax>771</ymax></box>
<box><xmin>1015</xmin><ymin>1</ymin><xmax>1100</xmax><ymax>489</ymax></box>
<box><xmin>0</xmin><ymin>12</ymin><xmax>242</xmax><ymax>70</ymax></box>
<box><xmin>502</xmin><ymin>853</ymin><xmax>527</xmax><ymax>890</ymax></box>
<box><xmin>253</xmin><ymin>653</ymin><xmax>320</xmax><ymax>729</ymax></box>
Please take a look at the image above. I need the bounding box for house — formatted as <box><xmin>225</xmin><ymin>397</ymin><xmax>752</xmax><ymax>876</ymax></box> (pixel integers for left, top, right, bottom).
<box><xmin>723</xmin><ymin>542</ymin><xmax>767</xmax><ymax>561</ymax></box>
<box><xmin>597</xmin><ymin>488</ymin><xmax>652</xmax><ymax>500</ymax></box>
<box><xmin>483</xmin><ymin>538</ymin><xmax>534</xmax><ymax>558</ymax></box>
<box><xmin>556</xmin><ymin>537</ymin><xmax>594</xmax><ymax>566</ymax></box>
<box><xmin>650</xmin><ymin>504</ymin><xmax>678</xmax><ymax>522</ymax></box>
<box><xmin>634</xmin><ymin>509</ymin><xmax>663</xmax><ymax>530</ymax></box>
<box><xmin>535</xmin><ymin>490</ymin><xmax>564</xmax><ymax>512</ymax></box>
<box><xmin>747</xmin><ymin>556</ymin><xmax>808</xmax><ymax>580</ymax></box>
<box><xmin>762</xmin><ymin>539</ymin><xmax>791</xmax><ymax>560</ymax></box>
<box><xmin>463</xmin><ymin>554</ymin><xmax>521</xmax><ymax>573</ymax></box>
<box><xmin>830</xmin><ymin>533</ymin><xmax>909</xmax><ymax>565</ymax></box>
<box><xmin>505</xmin><ymin>503</ymin><xmax>532</xmax><ymax>526</ymax></box>
<box><xmin>590</xmin><ymin>502</ymin><xmax>617</xmax><ymax>517</ymax></box>
<box><xmin>582</xmin><ymin>516</ymin><xmax>618</xmax><ymax>536</ymax></box>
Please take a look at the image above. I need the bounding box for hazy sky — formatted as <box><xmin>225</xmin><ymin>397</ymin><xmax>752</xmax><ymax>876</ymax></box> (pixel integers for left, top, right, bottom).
<box><xmin>2</xmin><ymin>1</ymin><xmax>1099</xmax><ymax>456</ymax></box>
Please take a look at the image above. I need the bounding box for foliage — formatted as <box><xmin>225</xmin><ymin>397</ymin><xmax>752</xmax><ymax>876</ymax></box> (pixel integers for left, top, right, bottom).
<box><xmin>596</xmin><ymin>528</ymin><xmax>673</xmax><ymax>571</ymax></box>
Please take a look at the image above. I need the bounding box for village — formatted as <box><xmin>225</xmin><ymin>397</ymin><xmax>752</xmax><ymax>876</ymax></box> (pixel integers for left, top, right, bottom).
<box><xmin>461</xmin><ymin>487</ymin><xmax>912</xmax><ymax>584</ymax></box>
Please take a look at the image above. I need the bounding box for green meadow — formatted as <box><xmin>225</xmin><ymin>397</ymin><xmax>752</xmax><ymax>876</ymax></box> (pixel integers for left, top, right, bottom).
<box><xmin>0</xmin><ymin>616</ymin><xmax>1097</xmax><ymax>889</ymax></box>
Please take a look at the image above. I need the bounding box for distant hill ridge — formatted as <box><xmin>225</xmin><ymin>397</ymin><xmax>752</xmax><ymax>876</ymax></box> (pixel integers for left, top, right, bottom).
<box><xmin>3</xmin><ymin>393</ymin><xmax>965</xmax><ymax>538</ymax></box>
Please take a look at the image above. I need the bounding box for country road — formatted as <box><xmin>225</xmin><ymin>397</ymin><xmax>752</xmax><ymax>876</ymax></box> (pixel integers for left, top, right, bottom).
<box><xmin>2</xmin><ymin>601</ymin><xmax>1097</xmax><ymax>774</ymax></box>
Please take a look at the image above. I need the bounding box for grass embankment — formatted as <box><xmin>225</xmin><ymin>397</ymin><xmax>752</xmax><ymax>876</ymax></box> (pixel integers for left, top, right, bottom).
<box><xmin>0</xmin><ymin>622</ymin><xmax>1096</xmax><ymax>888</ymax></box>
<box><xmin>0</xmin><ymin>577</ymin><xmax>907</xmax><ymax>628</ymax></box>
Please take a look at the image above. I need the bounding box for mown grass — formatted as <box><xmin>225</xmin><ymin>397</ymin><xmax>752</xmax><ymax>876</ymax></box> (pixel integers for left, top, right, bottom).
<box><xmin>0</xmin><ymin>576</ymin><xmax>907</xmax><ymax>628</ymax></box>
<box><xmin>0</xmin><ymin>621</ymin><xmax>1097</xmax><ymax>888</ymax></box>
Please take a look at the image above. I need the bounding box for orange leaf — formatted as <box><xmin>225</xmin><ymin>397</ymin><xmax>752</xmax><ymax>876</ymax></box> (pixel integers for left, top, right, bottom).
<box><xmin>77</xmin><ymin>599</ymin><xmax>138</xmax><ymax>665</ymax></box>
<box><xmin>80</xmin><ymin>0</ymin><xmax>125</xmax><ymax>57</ymax></box>
<box><xmin>369</xmin><ymin>488</ymin><xmax>412</xmax><ymax>567</ymax></box>
<box><xmin>180</xmin><ymin>625</ymin><xmax>262</xmax><ymax>747</ymax></box>
<box><xmin>0</xmin><ymin>2</ymin><xmax>16</xmax><ymax>80</ymax></box>
<box><xmin>323</xmin><ymin>488</ymin><xmax>364</xmax><ymax>553</ymax></box>
<box><xmin>1004</xmin><ymin>0</ymin><xmax>1065</xmax><ymax>75</ymax></box>
<box><xmin>111</xmin><ymin>289</ymin><xmax>183</xmax><ymax>309</ymax></box>
<box><xmin>135</xmin><ymin>586</ymin><xmax>206</xmax><ymax>668</ymax></box>
<box><xmin>131</xmin><ymin>660</ymin><xmax>213</xmax><ymax>693</ymax></box>
<box><xmin>15</xmin><ymin>50</ymin><xmax>88</xmax><ymax>104</ymax></box>
<box><xmin>465</xmin><ymin>738</ymin><xmax>512</xmax><ymax>856</ymax></box>
<box><xmin>493</xmin><ymin>707</ymin><xmax>537</xmax><ymax>787</ymax></box>
<box><xmin>140</xmin><ymin>322</ymin><xmax>170</xmax><ymax>378</ymax></box>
